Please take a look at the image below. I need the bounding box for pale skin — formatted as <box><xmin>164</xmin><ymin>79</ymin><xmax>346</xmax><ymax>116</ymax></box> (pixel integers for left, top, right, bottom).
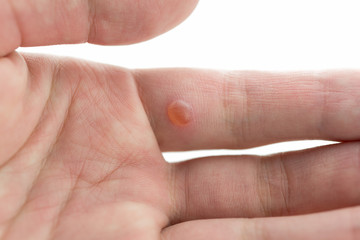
<box><xmin>0</xmin><ymin>0</ymin><xmax>359</xmax><ymax>239</ymax></box>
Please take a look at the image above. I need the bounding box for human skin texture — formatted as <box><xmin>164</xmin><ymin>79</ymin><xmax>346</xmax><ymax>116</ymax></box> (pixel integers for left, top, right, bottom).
<box><xmin>0</xmin><ymin>0</ymin><xmax>360</xmax><ymax>239</ymax></box>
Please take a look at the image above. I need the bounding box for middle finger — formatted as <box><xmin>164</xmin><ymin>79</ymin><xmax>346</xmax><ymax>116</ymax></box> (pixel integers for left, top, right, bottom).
<box><xmin>168</xmin><ymin>142</ymin><xmax>360</xmax><ymax>222</ymax></box>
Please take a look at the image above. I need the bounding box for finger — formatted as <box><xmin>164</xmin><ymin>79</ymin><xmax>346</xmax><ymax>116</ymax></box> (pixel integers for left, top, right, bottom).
<box><xmin>134</xmin><ymin>69</ymin><xmax>360</xmax><ymax>151</ymax></box>
<box><xmin>168</xmin><ymin>142</ymin><xmax>360</xmax><ymax>222</ymax></box>
<box><xmin>162</xmin><ymin>207</ymin><xmax>360</xmax><ymax>240</ymax></box>
<box><xmin>0</xmin><ymin>0</ymin><xmax>198</xmax><ymax>56</ymax></box>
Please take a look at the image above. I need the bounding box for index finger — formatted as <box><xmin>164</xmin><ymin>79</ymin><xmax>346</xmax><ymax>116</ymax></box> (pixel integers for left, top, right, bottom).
<box><xmin>0</xmin><ymin>0</ymin><xmax>198</xmax><ymax>56</ymax></box>
<box><xmin>135</xmin><ymin>69</ymin><xmax>360</xmax><ymax>151</ymax></box>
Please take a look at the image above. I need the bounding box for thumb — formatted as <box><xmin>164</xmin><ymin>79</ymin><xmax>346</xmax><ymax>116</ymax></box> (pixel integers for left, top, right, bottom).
<box><xmin>0</xmin><ymin>0</ymin><xmax>199</xmax><ymax>56</ymax></box>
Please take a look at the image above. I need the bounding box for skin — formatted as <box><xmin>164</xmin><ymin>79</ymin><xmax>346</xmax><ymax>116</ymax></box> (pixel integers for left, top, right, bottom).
<box><xmin>0</xmin><ymin>0</ymin><xmax>360</xmax><ymax>239</ymax></box>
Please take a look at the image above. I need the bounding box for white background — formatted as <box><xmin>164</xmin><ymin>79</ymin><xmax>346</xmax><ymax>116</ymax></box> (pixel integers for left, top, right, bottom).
<box><xmin>20</xmin><ymin>0</ymin><xmax>360</xmax><ymax>162</ymax></box>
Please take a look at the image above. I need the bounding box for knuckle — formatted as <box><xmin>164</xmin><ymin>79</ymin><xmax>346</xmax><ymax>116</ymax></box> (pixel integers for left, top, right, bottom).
<box><xmin>222</xmin><ymin>71</ymin><xmax>248</xmax><ymax>147</ymax></box>
<box><xmin>256</xmin><ymin>155</ymin><xmax>291</xmax><ymax>217</ymax></box>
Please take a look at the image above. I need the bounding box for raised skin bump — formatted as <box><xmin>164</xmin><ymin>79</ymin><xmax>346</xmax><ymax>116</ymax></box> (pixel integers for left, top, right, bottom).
<box><xmin>167</xmin><ymin>100</ymin><xmax>193</xmax><ymax>127</ymax></box>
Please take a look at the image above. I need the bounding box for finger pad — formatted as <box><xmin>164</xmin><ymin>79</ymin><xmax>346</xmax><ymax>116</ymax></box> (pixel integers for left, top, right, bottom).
<box><xmin>89</xmin><ymin>0</ymin><xmax>199</xmax><ymax>45</ymax></box>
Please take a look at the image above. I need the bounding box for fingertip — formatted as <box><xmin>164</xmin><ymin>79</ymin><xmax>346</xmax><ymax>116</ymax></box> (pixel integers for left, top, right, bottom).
<box><xmin>89</xmin><ymin>0</ymin><xmax>199</xmax><ymax>45</ymax></box>
<box><xmin>0</xmin><ymin>0</ymin><xmax>22</xmax><ymax>56</ymax></box>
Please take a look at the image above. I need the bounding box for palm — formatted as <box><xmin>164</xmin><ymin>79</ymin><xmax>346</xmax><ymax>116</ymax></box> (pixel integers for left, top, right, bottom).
<box><xmin>0</xmin><ymin>57</ymin><xmax>172</xmax><ymax>239</ymax></box>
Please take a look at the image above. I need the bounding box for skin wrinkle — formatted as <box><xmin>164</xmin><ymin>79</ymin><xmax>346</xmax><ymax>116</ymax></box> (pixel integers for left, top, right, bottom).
<box><xmin>181</xmin><ymin>163</ymin><xmax>190</xmax><ymax>224</ymax></box>
<box><xmin>1</xmin><ymin>62</ymin><xmax>71</xmax><ymax>239</ymax></box>
<box><xmin>48</xmin><ymin>156</ymin><xmax>89</xmax><ymax>240</ymax></box>
<box><xmin>242</xmin><ymin>76</ymin><xmax>250</xmax><ymax>148</ymax></box>
<box><xmin>25</xmin><ymin>55</ymin><xmax>43</xmax><ymax>94</ymax></box>
<box><xmin>46</xmin><ymin>86</ymin><xmax>82</xmax><ymax>240</ymax></box>
<box><xmin>278</xmin><ymin>153</ymin><xmax>291</xmax><ymax>216</ymax></box>
<box><xmin>132</xmin><ymin>70</ymin><xmax>166</xmax><ymax>151</ymax></box>
<box><xmin>59</xmin><ymin>71</ymin><xmax>141</xmax><ymax>181</ymax></box>
<box><xmin>0</xmin><ymin>151</ymin><xmax>48</xmax><ymax>234</ymax></box>
<box><xmin>263</xmin><ymin>159</ymin><xmax>274</xmax><ymax>216</ymax></box>
<box><xmin>318</xmin><ymin>74</ymin><xmax>330</xmax><ymax>139</ymax></box>
<box><xmin>222</xmin><ymin>71</ymin><xmax>248</xmax><ymax>148</ymax></box>
<box><xmin>166</xmin><ymin>164</ymin><xmax>178</xmax><ymax>226</ymax></box>
<box><xmin>132</xmin><ymin>73</ymin><xmax>156</xmax><ymax>132</ymax></box>
<box><xmin>0</xmin><ymin>134</ymin><xmax>26</xmax><ymax>171</ymax></box>
<box><xmin>87</xmin><ymin>152</ymin><xmax>134</xmax><ymax>188</ymax></box>
<box><xmin>86</xmin><ymin>0</ymin><xmax>97</xmax><ymax>42</ymax></box>
<box><xmin>221</xmin><ymin>72</ymin><xmax>238</xmax><ymax>147</ymax></box>
<box><xmin>355</xmin><ymin>145</ymin><xmax>360</xmax><ymax>202</ymax></box>
<box><xmin>167</xmin><ymin>164</ymin><xmax>181</xmax><ymax>225</ymax></box>
<box><xmin>105</xmin><ymin>70</ymin><xmax>145</xmax><ymax>130</ymax></box>
<box><xmin>93</xmin><ymin>70</ymin><xmax>145</xmax><ymax>142</ymax></box>
<box><xmin>259</xmin><ymin>155</ymin><xmax>291</xmax><ymax>217</ymax></box>
<box><xmin>0</xmin><ymin>55</ymin><xmax>28</xmax><ymax>170</ymax></box>
<box><xmin>256</xmin><ymin>158</ymin><xmax>271</xmax><ymax>217</ymax></box>
<box><xmin>79</xmin><ymin>69</ymin><xmax>128</xmax><ymax>142</ymax></box>
<box><xmin>65</xmin><ymin>64</ymin><xmax>142</xmax><ymax>149</ymax></box>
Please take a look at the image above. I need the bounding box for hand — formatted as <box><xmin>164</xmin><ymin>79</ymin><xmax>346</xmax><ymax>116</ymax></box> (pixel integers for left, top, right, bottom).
<box><xmin>0</xmin><ymin>1</ymin><xmax>359</xmax><ymax>239</ymax></box>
